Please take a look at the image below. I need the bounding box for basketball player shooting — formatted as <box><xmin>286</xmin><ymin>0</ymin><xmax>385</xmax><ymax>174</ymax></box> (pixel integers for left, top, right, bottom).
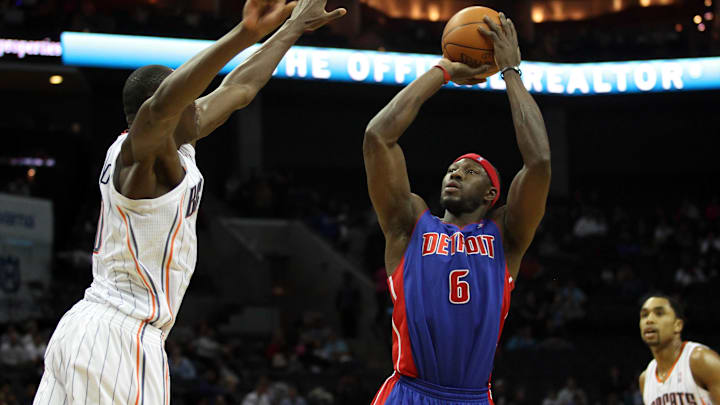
<box><xmin>639</xmin><ymin>294</ymin><xmax>720</xmax><ymax>404</ymax></box>
<box><xmin>32</xmin><ymin>1</ymin><xmax>345</xmax><ymax>403</ymax></box>
<box><xmin>364</xmin><ymin>12</ymin><xmax>551</xmax><ymax>405</ymax></box>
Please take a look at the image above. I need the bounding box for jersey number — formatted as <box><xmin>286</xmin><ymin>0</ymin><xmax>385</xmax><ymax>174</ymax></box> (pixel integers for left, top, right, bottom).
<box><xmin>449</xmin><ymin>269</ymin><xmax>470</xmax><ymax>304</ymax></box>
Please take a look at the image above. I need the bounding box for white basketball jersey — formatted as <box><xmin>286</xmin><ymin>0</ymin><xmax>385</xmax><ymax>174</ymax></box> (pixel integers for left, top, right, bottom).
<box><xmin>85</xmin><ymin>133</ymin><xmax>204</xmax><ymax>334</ymax></box>
<box><xmin>643</xmin><ymin>341</ymin><xmax>714</xmax><ymax>405</ymax></box>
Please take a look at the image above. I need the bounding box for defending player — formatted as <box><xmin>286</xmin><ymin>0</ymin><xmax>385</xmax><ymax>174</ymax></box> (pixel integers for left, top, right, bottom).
<box><xmin>639</xmin><ymin>294</ymin><xmax>720</xmax><ymax>404</ymax></box>
<box><xmin>33</xmin><ymin>1</ymin><xmax>345</xmax><ymax>403</ymax></box>
<box><xmin>364</xmin><ymin>12</ymin><xmax>550</xmax><ymax>405</ymax></box>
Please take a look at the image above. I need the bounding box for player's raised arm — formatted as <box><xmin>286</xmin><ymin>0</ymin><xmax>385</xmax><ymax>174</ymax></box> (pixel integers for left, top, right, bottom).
<box><xmin>479</xmin><ymin>13</ymin><xmax>551</xmax><ymax>276</ymax></box>
<box><xmin>690</xmin><ymin>346</ymin><xmax>720</xmax><ymax>403</ymax></box>
<box><xmin>127</xmin><ymin>0</ymin><xmax>297</xmax><ymax>162</ymax></box>
<box><xmin>193</xmin><ymin>0</ymin><xmax>346</xmax><ymax>140</ymax></box>
<box><xmin>363</xmin><ymin>60</ymin><xmax>490</xmax><ymax>238</ymax></box>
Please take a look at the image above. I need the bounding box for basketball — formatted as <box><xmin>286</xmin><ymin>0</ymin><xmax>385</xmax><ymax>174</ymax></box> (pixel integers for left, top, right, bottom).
<box><xmin>441</xmin><ymin>6</ymin><xmax>501</xmax><ymax>77</ymax></box>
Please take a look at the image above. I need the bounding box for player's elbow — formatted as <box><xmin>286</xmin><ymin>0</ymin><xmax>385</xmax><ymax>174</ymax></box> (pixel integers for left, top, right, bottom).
<box><xmin>225</xmin><ymin>84</ymin><xmax>257</xmax><ymax>111</ymax></box>
<box><xmin>526</xmin><ymin>154</ymin><xmax>551</xmax><ymax>176</ymax></box>
<box><xmin>363</xmin><ymin>128</ymin><xmax>385</xmax><ymax>156</ymax></box>
<box><xmin>146</xmin><ymin>96</ymin><xmax>180</xmax><ymax>123</ymax></box>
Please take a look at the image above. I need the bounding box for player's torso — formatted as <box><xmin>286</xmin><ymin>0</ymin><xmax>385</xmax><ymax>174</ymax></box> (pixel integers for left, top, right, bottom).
<box><xmin>643</xmin><ymin>342</ymin><xmax>713</xmax><ymax>405</ymax></box>
<box><xmin>390</xmin><ymin>210</ymin><xmax>513</xmax><ymax>388</ymax></box>
<box><xmin>86</xmin><ymin>133</ymin><xmax>204</xmax><ymax>333</ymax></box>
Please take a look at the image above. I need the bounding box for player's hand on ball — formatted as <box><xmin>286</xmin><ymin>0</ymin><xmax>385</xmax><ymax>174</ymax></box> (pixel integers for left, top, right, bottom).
<box><xmin>438</xmin><ymin>58</ymin><xmax>492</xmax><ymax>85</ymax></box>
<box><xmin>289</xmin><ymin>0</ymin><xmax>346</xmax><ymax>31</ymax></box>
<box><xmin>243</xmin><ymin>0</ymin><xmax>298</xmax><ymax>39</ymax></box>
<box><xmin>478</xmin><ymin>12</ymin><xmax>521</xmax><ymax>71</ymax></box>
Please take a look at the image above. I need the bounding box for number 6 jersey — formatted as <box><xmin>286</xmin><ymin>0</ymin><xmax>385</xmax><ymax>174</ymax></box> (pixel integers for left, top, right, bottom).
<box><xmin>387</xmin><ymin>210</ymin><xmax>514</xmax><ymax>389</ymax></box>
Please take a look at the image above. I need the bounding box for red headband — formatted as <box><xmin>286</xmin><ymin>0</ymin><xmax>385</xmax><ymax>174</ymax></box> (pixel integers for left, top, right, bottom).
<box><xmin>453</xmin><ymin>153</ymin><xmax>501</xmax><ymax>208</ymax></box>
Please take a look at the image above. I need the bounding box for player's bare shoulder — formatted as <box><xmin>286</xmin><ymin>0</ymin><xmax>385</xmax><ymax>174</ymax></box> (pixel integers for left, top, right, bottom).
<box><xmin>384</xmin><ymin>193</ymin><xmax>428</xmax><ymax>276</ymax></box>
<box><xmin>489</xmin><ymin>205</ymin><xmax>513</xmax><ymax>248</ymax></box>
<box><xmin>409</xmin><ymin>193</ymin><xmax>429</xmax><ymax>219</ymax></box>
<box><xmin>689</xmin><ymin>345</ymin><xmax>720</xmax><ymax>389</ymax></box>
<box><xmin>639</xmin><ymin>370</ymin><xmax>647</xmax><ymax>392</ymax></box>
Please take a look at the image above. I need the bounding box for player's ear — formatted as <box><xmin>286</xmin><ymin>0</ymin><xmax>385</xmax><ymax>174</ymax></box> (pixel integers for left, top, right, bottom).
<box><xmin>485</xmin><ymin>187</ymin><xmax>497</xmax><ymax>203</ymax></box>
<box><xmin>673</xmin><ymin>318</ymin><xmax>683</xmax><ymax>334</ymax></box>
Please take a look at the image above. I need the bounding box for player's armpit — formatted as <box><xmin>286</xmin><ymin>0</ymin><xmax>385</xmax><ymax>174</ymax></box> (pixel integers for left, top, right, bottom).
<box><xmin>125</xmin><ymin>99</ymin><xmax>184</xmax><ymax>164</ymax></box>
<box><xmin>690</xmin><ymin>346</ymin><xmax>720</xmax><ymax>402</ymax></box>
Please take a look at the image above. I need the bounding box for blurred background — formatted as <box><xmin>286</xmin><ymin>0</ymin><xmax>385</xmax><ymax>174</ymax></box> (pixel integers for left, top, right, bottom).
<box><xmin>1</xmin><ymin>0</ymin><xmax>719</xmax><ymax>404</ymax></box>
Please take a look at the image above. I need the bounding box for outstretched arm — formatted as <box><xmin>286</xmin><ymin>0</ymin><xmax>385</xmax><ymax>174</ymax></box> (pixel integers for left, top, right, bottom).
<box><xmin>194</xmin><ymin>0</ymin><xmax>347</xmax><ymax>140</ymax></box>
<box><xmin>363</xmin><ymin>60</ymin><xmax>489</xmax><ymax>272</ymax></box>
<box><xmin>128</xmin><ymin>0</ymin><xmax>297</xmax><ymax>162</ymax></box>
<box><xmin>480</xmin><ymin>13</ymin><xmax>551</xmax><ymax>278</ymax></box>
<box><xmin>363</xmin><ymin>67</ymin><xmax>442</xmax><ymax>237</ymax></box>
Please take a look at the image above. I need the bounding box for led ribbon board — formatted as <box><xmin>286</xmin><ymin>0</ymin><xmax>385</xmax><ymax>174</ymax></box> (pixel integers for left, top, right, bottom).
<box><xmin>61</xmin><ymin>32</ymin><xmax>720</xmax><ymax>95</ymax></box>
<box><xmin>1</xmin><ymin>38</ymin><xmax>62</xmax><ymax>59</ymax></box>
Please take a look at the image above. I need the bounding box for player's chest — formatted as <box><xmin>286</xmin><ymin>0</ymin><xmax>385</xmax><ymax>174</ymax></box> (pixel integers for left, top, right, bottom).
<box><xmin>418</xmin><ymin>229</ymin><xmax>499</xmax><ymax>261</ymax></box>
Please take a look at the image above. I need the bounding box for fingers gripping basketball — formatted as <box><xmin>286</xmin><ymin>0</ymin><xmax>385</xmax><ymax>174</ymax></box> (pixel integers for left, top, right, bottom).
<box><xmin>441</xmin><ymin>6</ymin><xmax>501</xmax><ymax>78</ymax></box>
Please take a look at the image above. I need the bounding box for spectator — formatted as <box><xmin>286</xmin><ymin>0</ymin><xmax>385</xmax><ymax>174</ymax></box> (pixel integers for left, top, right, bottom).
<box><xmin>306</xmin><ymin>386</ymin><xmax>334</xmax><ymax>405</ymax></box>
<box><xmin>542</xmin><ymin>389</ymin><xmax>560</xmax><ymax>405</ymax></box>
<box><xmin>557</xmin><ymin>377</ymin><xmax>588</xmax><ymax>405</ymax></box>
<box><xmin>513</xmin><ymin>386</ymin><xmax>532</xmax><ymax>405</ymax></box>
<box><xmin>505</xmin><ymin>326</ymin><xmax>536</xmax><ymax>351</ymax></box>
<box><xmin>242</xmin><ymin>376</ymin><xmax>272</xmax><ymax>405</ymax></box>
<box><xmin>699</xmin><ymin>231</ymin><xmax>720</xmax><ymax>255</ymax></box>
<box><xmin>168</xmin><ymin>344</ymin><xmax>197</xmax><ymax>381</ymax></box>
<box><xmin>193</xmin><ymin>322</ymin><xmax>224</xmax><ymax>360</ymax></box>
<box><xmin>559</xmin><ymin>279</ymin><xmax>587</xmax><ymax>322</ymax></box>
<box><xmin>317</xmin><ymin>331</ymin><xmax>351</xmax><ymax>363</ymax></box>
<box><xmin>653</xmin><ymin>218</ymin><xmax>673</xmax><ymax>246</ymax></box>
<box><xmin>573</xmin><ymin>208</ymin><xmax>607</xmax><ymax>238</ymax></box>
<box><xmin>280</xmin><ymin>385</ymin><xmax>307</xmax><ymax>405</ymax></box>
<box><xmin>0</xmin><ymin>327</ymin><xmax>29</xmax><ymax>366</ymax></box>
<box><xmin>266</xmin><ymin>328</ymin><xmax>289</xmax><ymax>369</ymax></box>
<box><xmin>20</xmin><ymin>320</ymin><xmax>38</xmax><ymax>346</ymax></box>
<box><xmin>24</xmin><ymin>333</ymin><xmax>47</xmax><ymax>364</ymax></box>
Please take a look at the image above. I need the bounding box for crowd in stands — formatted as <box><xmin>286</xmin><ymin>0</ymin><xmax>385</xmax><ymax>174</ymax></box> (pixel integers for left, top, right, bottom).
<box><xmin>2</xmin><ymin>153</ymin><xmax>719</xmax><ymax>403</ymax></box>
<box><xmin>0</xmin><ymin>311</ymin><xmax>368</xmax><ymax>404</ymax></box>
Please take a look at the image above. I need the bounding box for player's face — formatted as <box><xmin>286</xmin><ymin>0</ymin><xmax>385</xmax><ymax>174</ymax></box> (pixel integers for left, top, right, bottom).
<box><xmin>639</xmin><ymin>297</ymin><xmax>682</xmax><ymax>347</ymax></box>
<box><xmin>440</xmin><ymin>159</ymin><xmax>491</xmax><ymax>215</ymax></box>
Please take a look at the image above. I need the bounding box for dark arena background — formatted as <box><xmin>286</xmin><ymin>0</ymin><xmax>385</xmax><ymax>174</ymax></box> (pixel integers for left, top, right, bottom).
<box><xmin>1</xmin><ymin>0</ymin><xmax>719</xmax><ymax>403</ymax></box>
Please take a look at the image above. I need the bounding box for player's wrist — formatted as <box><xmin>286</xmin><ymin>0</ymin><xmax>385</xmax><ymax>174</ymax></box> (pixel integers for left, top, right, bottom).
<box><xmin>433</xmin><ymin>63</ymin><xmax>452</xmax><ymax>85</ymax></box>
<box><xmin>500</xmin><ymin>65</ymin><xmax>522</xmax><ymax>80</ymax></box>
<box><xmin>283</xmin><ymin>18</ymin><xmax>306</xmax><ymax>35</ymax></box>
<box><xmin>436</xmin><ymin>59</ymin><xmax>455</xmax><ymax>76</ymax></box>
<box><xmin>235</xmin><ymin>22</ymin><xmax>264</xmax><ymax>43</ymax></box>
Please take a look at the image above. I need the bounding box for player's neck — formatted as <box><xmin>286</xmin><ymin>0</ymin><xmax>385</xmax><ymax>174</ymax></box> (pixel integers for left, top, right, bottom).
<box><xmin>652</xmin><ymin>338</ymin><xmax>684</xmax><ymax>372</ymax></box>
<box><xmin>442</xmin><ymin>209</ymin><xmax>487</xmax><ymax>228</ymax></box>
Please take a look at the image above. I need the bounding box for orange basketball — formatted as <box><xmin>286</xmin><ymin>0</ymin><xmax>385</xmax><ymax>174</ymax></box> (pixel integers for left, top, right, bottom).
<box><xmin>441</xmin><ymin>6</ymin><xmax>501</xmax><ymax>78</ymax></box>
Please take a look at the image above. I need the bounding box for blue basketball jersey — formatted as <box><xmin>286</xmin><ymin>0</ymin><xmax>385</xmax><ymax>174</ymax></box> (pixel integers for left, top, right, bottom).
<box><xmin>387</xmin><ymin>210</ymin><xmax>514</xmax><ymax>389</ymax></box>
